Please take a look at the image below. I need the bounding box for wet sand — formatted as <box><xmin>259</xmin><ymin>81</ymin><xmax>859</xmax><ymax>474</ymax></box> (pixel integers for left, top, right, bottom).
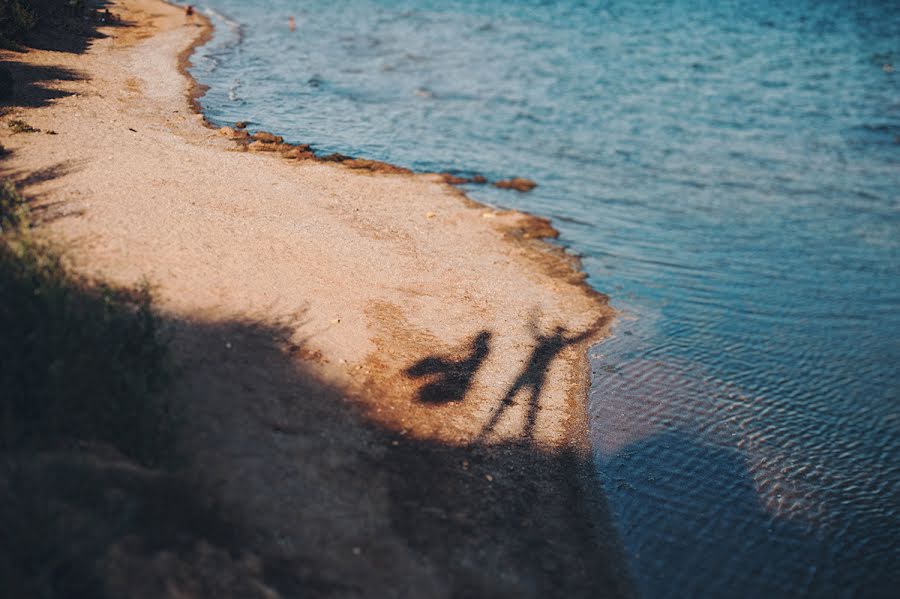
<box><xmin>0</xmin><ymin>0</ymin><xmax>631</xmax><ymax>596</ymax></box>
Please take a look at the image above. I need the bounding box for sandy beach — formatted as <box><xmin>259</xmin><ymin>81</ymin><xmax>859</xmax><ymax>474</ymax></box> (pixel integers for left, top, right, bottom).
<box><xmin>0</xmin><ymin>0</ymin><xmax>630</xmax><ymax>596</ymax></box>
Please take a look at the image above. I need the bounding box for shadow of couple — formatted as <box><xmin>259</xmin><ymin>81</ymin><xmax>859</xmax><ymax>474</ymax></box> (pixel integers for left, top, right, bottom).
<box><xmin>404</xmin><ymin>319</ymin><xmax>600</xmax><ymax>440</ymax></box>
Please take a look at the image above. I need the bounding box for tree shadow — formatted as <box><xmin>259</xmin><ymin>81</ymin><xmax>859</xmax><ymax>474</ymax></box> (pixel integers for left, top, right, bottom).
<box><xmin>0</xmin><ymin>308</ymin><xmax>636</xmax><ymax>598</ymax></box>
<box><xmin>171</xmin><ymin>316</ymin><xmax>634</xmax><ymax>598</ymax></box>
<box><xmin>0</xmin><ymin>163</ymin><xmax>633</xmax><ymax>595</ymax></box>
<box><xmin>15</xmin><ymin>1</ymin><xmax>130</xmax><ymax>55</ymax></box>
<box><xmin>0</xmin><ymin>159</ymin><xmax>86</xmax><ymax>224</ymax></box>
<box><xmin>601</xmin><ymin>431</ymin><xmax>899</xmax><ymax>598</ymax></box>
<box><xmin>384</xmin><ymin>435</ymin><xmax>632</xmax><ymax>598</ymax></box>
<box><xmin>1</xmin><ymin>159</ymin><xmax>83</xmax><ymax>187</ymax></box>
<box><xmin>404</xmin><ymin>330</ymin><xmax>492</xmax><ymax>404</ymax></box>
<box><xmin>0</xmin><ymin>1</ymin><xmax>134</xmax><ymax>109</ymax></box>
<box><xmin>0</xmin><ymin>450</ymin><xmax>278</xmax><ymax>598</ymax></box>
<box><xmin>0</xmin><ymin>62</ymin><xmax>85</xmax><ymax>109</ymax></box>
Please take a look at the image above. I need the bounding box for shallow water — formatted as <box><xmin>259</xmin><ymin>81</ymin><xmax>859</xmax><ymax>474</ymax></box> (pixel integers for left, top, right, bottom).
<box><xmin>187</xmin><ymin>0</ymin><xmax>900</xmax><ymax>595</ymax></box>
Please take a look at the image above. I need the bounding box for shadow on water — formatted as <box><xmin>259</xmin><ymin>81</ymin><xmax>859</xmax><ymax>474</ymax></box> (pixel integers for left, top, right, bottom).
<box><xmin>601</xmin><ymin>430</ymin><xmax>899</xmax><ymax>598</ymax></box>
<box><xmin>404</xmin><ymin>330</ymin><xmax>492</xmax><ymax>404</ymax></box>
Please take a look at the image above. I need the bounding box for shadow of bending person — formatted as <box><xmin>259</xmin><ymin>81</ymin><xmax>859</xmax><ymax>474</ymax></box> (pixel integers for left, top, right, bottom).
<box><xmin>404</xmin><ymin>330</ymin><xmax>492</xmax><ymax>404</ymax></box>
<box><xmin>479</xmin><ymin>324</ymin><xmax>595</xmax><ymax>441</ymax></box>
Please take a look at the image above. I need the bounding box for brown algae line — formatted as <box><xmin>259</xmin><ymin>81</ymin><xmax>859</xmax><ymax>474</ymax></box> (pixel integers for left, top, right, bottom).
<box><xmin>166</xmin><ymin>0</ymin><xmax>614</xmax><ymax>365</ymax></box>
<box><xmin>170</xmin><ymin>1</ymin><xmax>215</xmax><ymax>115</ymax></box>
<box><xmin>171</xmin><ymin>4</ymin><xmax>541</xmax><ymax>187</ymax></box>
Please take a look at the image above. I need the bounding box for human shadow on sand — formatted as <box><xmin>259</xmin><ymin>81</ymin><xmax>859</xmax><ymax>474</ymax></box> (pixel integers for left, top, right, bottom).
<box><xmin>404</xmin><ymin>330</ymin><xmax>492</xmax><ymax>404</ymax></box>
<box><xmin>478</xmin><ymin>322</ymin><xmax>597</xmax><ymax>441</ymax></box>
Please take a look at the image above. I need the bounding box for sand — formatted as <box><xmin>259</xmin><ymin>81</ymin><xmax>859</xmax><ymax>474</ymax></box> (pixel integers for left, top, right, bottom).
<box><xmin>0</xmin><ymin>1</ymin><xmax>631</xmax><ymax>596</ymax></box>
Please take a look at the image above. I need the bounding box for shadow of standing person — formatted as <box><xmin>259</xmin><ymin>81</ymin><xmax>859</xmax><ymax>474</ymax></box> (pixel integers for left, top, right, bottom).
<box><xmin>404</xmin><ymin>331</ymin><xmax>492</xmax><ymax>404</ymax></box>
<box><xmin>479</xmin><ymin>324</ymin><xmax>595</xmax><ymax>441</ymax></box>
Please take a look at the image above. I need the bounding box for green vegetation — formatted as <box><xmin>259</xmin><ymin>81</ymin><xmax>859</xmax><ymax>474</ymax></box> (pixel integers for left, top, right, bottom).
<box><xmin>0</xmin><ymin>0</ymin><xmax>37</xmax><ymax>42</ymax></box>
<box><xmin>0</xmin><ymin>178</ymin><xmax>27</xmax><ymax>231</ymax></box>
<box><xmin>7</xmin><ymin>118</ymin><xmax>39</xmax><ymax>133</ymax></box>
<box><xmin>0</xmin><ymin>1</ymin><xmax>88</xmax><ymax>47</ymax></box>
<box><xmin>0</xmin><ymin>178</ymin><xmax>173</xmax><ymax>466</ymax></box>
<box><xmin>0</xmin><ymin>178</ymin><xmax>275</xmax><ymax>599</ymax></box>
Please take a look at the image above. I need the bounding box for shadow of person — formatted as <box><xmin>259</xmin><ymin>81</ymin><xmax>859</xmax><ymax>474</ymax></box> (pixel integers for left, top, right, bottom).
<box><xmin>404</xmin><ymin>331</ymin><xmax>492</xmax><ymax>404</ymax></box>
<box><xmin>479</xmin><ymin>324</ymin><xmax>594</xmax><ymax>441</ymax></box>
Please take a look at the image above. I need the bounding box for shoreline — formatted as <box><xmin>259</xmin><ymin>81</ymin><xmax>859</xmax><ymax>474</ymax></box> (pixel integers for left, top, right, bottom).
<box><xmin>180</xmin><ymin>5</ymin><xmax>556</xmax><ymax>212</ymax></box>
<box><xmin>173</xmin><ymin>0</ymin><xmax>615</xmax><ymax>452</ymax></box>
<box><xmin>0</xmin><ymin>0</ymin><xmax>631</xmax><ymax>595</ymax></box>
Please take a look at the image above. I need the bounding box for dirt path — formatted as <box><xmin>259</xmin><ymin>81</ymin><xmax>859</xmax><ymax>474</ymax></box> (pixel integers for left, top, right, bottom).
<box><xmin>0</xmin><ymin>1</ymin><xmax>631</xmax><ymax>596</ymax></box>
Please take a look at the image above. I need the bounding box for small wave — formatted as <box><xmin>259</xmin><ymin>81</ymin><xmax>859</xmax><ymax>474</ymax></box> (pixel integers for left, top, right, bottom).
<box><xmin>201</xmin><ymin>5</ymin><xmax>245</xmax><ymax>49</ymax></box>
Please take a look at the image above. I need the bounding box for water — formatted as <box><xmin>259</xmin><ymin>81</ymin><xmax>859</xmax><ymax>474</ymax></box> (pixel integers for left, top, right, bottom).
<box><xmin>186</xmin><ymin>0</ymin><xmax>900</xmax><ymax>595</ymax></box>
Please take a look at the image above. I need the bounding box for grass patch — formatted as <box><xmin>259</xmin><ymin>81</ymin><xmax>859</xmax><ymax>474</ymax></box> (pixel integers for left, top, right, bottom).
<box><xmin>0</xmin><ymin>1</ymin><xmax>96</xmax><ymax>47</ymax></box>
<box><xmin>0</xmin><ymin>178</ymin><xmax>28</xmax><ymax>232</ymax></box>
<box><xmin>0</xmin><ymin>178</ymin><xmax>280</xmax><ymax>599</ymax></box>
<box><xmin>0</xmin><ymin>0</ymin><xmax>34</xmax><ymax>50</ymax></box>
<box><xmin>7</xmin><ymin>118</ymin><xmax>40</xmax><ymax>133</ymax></box>
<box><xmin>0</xmin><ymin>0</ymin><xmax>37</xmax><ymax>40</ymax></box>
<box><xmin>0</xmin><ymin>179</ymin><xmax>173</xmax><ymax>466</ymax></box>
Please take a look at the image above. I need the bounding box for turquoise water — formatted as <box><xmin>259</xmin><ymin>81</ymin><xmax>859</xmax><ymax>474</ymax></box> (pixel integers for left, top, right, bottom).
<box><xmin>186</xmin><ymin>0</ymin><xmax>900</xmax><ymax>596</ymax></box>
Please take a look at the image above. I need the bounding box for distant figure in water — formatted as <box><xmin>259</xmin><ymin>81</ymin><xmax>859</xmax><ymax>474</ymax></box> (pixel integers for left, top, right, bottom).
<box><xmin>288</xmin><ymin>16</ymin><xmax>296</xmax><ymax>32</ymax></box>
<box><xmin>185</xmin><ymin>5</ymin><xmax>194</xmax><ymax>17</ymax></box>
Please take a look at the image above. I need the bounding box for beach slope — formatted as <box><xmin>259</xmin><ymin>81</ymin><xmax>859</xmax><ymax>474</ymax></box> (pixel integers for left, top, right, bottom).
<box><xmin>0</xmin><ymin>1</ymin><xmax>628</xmax><ymax>596</ymax></box>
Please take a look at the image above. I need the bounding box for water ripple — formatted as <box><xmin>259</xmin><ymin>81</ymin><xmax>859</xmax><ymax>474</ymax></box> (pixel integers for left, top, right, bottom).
<box><xmin>188</xmin><ymin>0</ymin><xmax>900</xmax><ymax>596</ymax></box>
